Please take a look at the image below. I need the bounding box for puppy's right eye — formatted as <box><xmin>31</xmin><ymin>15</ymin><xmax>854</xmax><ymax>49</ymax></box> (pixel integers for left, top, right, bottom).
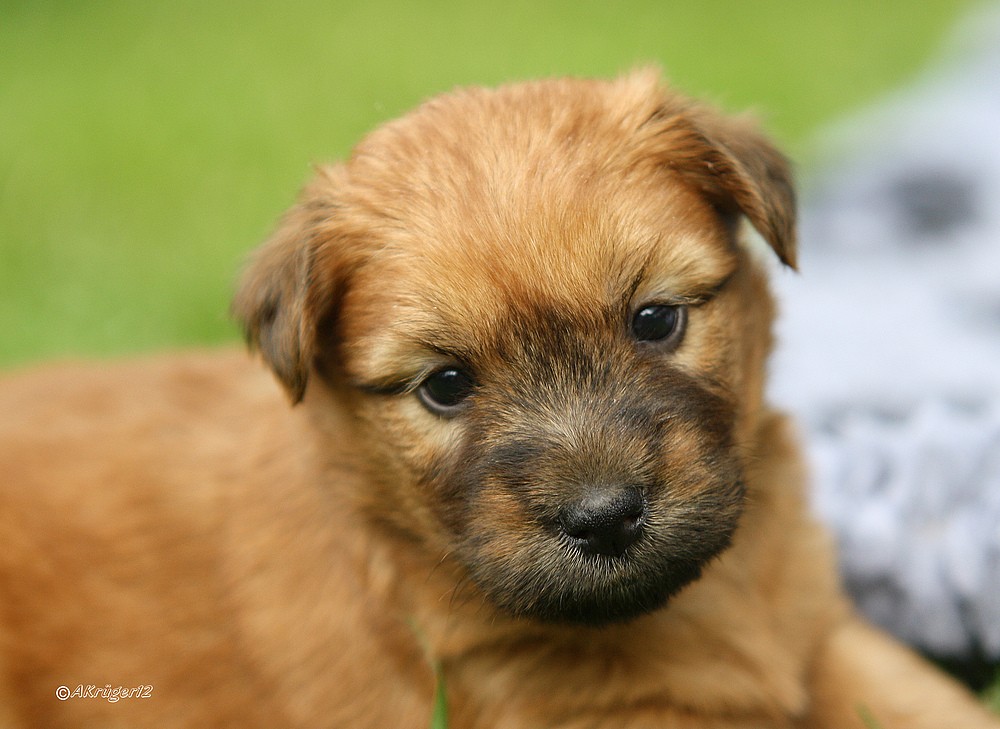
<box><xmin>417</xmin><ymin>368</ymin><xmax>475</xmax><ymax>416</ymax></box>
<box><xmin>631</xmin><ymin>303</ymin><xmax>686</xmax><ymax>346</ymax></box>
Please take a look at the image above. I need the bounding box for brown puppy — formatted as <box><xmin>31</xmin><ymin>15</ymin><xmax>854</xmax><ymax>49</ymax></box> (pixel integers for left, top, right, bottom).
<box><xmin>0</xmin><ymin>70</ymin><xmax>996</xmax><ymax>728</ymax></box>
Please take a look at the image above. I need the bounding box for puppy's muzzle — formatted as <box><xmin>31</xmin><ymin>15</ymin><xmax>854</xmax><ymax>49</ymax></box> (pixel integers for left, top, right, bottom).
<box><xmin>558</xmin><ymin>486</ymin><xmax>646</xmax><ymax>558</ymax></box>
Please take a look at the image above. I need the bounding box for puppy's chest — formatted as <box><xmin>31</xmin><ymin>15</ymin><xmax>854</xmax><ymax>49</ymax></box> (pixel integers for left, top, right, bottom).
<box><xmin>432</xmin><ymin>632</ymin><xmax>809</xmax><ymax>729</ymax></box>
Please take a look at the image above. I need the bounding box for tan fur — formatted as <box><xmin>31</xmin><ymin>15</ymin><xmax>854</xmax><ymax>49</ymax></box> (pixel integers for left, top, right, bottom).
<box><xmin>1</xmin><ymin>70</ymin><xmax>996</xmax><ymax>728</ymax></box>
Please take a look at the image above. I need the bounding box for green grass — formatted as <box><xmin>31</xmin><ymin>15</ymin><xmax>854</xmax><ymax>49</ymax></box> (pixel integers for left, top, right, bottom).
<box><xmin>430</xmin><ymin>662</ymin><xmax>449</xmax><ymax>729</ymax></box>
<box><xmin>858</xmin><ymin>705</ymin><xmax>884</xmax><ymax>729</ymax></box>
<box><xmin>986</xmin><ymin>669</ymin><xmax>1000</xmax><ymax>714</ymax></box>
<box><xmin>0</xmin><ymin>0</ymin><xmax>977</xmax><ymax>368</ymax></box>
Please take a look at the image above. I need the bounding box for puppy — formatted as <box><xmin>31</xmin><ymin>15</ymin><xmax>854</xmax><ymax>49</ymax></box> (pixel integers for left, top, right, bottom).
<box><xmin>0</xmin><ymin>70</ymin><xmax>996</xmax><ymax>728</ymax></box>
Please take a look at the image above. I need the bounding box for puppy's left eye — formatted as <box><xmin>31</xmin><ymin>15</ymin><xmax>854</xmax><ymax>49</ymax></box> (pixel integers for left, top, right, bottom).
<box><xmin>417</xmin><ymin>368</ymin><xmax>476</xmax><ymax>416</ymax></box>
<box><xmin>631</xmin><ymin>304</ymin><xmax>686</xmax><ymax>345</ymax></box>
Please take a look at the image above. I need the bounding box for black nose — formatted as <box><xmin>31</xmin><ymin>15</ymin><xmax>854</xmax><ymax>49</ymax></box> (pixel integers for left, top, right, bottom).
<box><xmin>559</xmin><ymin>487</ymin><xmax>646</xmax><ymax>557</ymax></box>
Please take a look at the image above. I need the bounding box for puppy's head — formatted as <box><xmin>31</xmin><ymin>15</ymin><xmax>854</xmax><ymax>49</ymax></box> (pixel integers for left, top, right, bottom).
<box><xmin>234</xmin><ymin>70</ymin><xmax>795</xmax><ymax>625</ymax></box>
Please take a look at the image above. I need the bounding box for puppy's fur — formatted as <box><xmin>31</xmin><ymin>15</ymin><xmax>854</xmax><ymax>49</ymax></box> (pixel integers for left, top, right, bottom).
<box><xmin>1</xmin><ymin>70</ymin><xmax>996</xmax><ymax>728</ymax></box>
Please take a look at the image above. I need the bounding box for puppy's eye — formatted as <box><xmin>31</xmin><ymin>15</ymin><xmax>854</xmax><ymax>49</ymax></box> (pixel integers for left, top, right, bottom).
<box><xmin>631</xmin><ymin>304</ymin><xmax>686</xmax><ymax>345</ymax></box>
<box><xmin>417</xmin><ymin>368</ymin><xmax>475</xmax><ymax>416</ymax></box>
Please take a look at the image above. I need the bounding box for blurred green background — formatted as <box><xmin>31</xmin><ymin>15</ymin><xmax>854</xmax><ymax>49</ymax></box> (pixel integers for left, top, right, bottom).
<box><xmin>0</xmin><ymin>0</ymin><xmax>977</xmax><ymax>368</ymax></box>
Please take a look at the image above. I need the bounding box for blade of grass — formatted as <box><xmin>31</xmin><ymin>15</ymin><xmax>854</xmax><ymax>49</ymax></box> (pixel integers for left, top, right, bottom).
<box><xmin>983</xmin><ymin>669</ymin><xmax>1000</xmax><ymax>715</ymax></box>
<box><xmin>430</xmin><ymin>661</ymin><xmax>449</xmax><ymax>729</ymax></box>
<box><xmin>409</xmin><ymin>618</ymin><xmax>449</xmax><ymax>729</ymax></box>
<box><xmin>858</xmin><ymin>704</ymin><xmax>885</xmax><ymax>729</ymax></box>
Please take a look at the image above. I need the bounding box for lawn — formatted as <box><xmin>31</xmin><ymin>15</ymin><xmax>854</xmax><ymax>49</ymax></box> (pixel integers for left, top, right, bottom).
<box><xmin>0</xmin><ymin>0</ymin><xmax>979</xmax><ymax>367</ymax></box>
<box><xmin>1</xmin><ymin>0</ymin><xmax>997</xmax><ymax>711</ymax></box>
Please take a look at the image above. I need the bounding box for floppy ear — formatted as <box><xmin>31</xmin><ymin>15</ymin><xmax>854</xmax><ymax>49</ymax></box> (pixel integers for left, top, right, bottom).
<box><xmin>232</xmin><ymin>167</ymin><xmax>346</xmax><ymax>403</ymax></box>
<box><xmin>652</xmin><ymin>102</ymin><xmax>798</xmax><ymax>268</ymax></box>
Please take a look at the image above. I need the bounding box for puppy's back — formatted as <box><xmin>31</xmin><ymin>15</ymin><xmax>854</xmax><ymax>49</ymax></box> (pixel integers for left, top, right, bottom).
<box><xmin>0</xmin><ymin>349</ymin><xmax>285</xmax><ymax>553</ymax></box>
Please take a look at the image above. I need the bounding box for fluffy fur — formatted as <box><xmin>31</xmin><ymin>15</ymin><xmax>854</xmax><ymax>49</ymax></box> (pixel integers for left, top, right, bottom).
<box><xmin>1</xmin><ymin>70</ymin><xmax>996</xmax><ymax>728</ymax></box>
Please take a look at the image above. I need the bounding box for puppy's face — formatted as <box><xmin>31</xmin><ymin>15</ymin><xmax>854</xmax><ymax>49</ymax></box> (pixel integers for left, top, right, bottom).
<box><xmin>235</xmin><ymin>71</ymin><xmax>796</xmax><ymax>625</ymax></box>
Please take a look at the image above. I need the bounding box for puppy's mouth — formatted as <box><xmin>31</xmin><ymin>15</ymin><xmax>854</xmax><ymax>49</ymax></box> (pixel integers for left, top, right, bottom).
<box><xmin>461</xmin><ymin>480</ymin><xmax>746</xmax><ymax>626</ymax></box>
